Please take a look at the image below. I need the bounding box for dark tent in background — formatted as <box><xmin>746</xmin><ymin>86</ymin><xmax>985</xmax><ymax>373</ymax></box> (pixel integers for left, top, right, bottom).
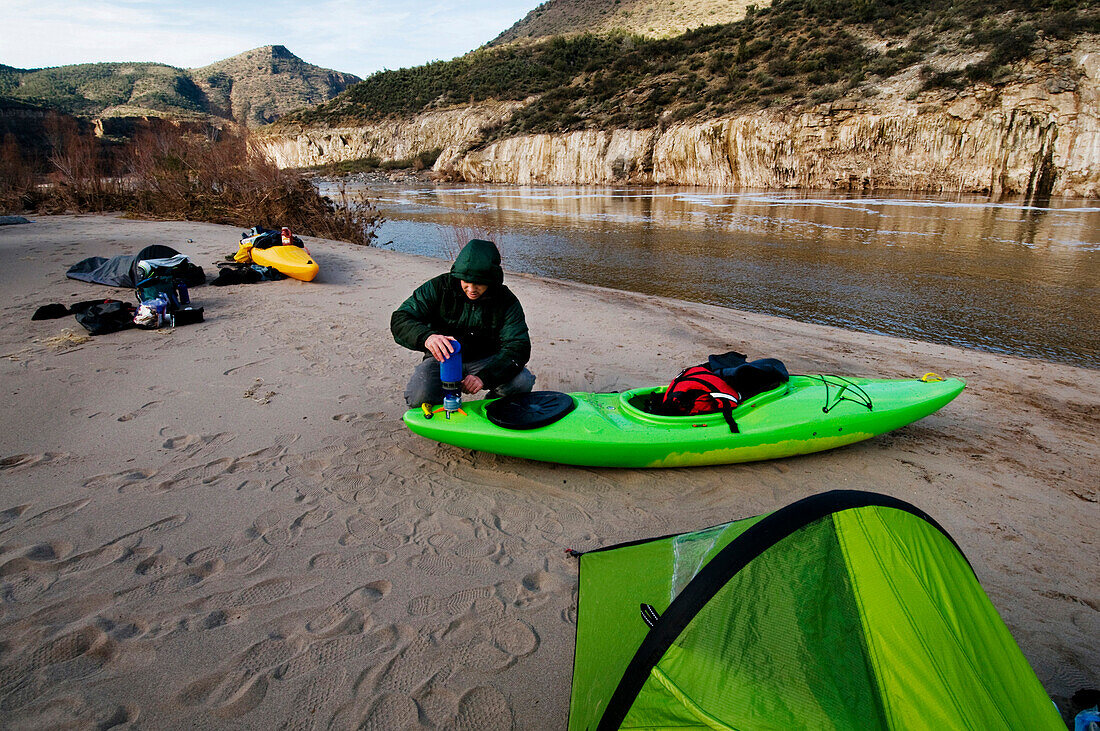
<box><xmin>568</xmin><ymin>490</ymin><xmax>1062</xmax><ymax>730</ymax></box>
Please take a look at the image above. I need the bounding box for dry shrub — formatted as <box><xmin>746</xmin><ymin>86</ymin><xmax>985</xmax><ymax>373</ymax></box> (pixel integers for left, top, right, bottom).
<box><xmin>125</xmin><ymin>126</ymin><xmax>383</xmax><ymax>245</ymax></box>
<box><xmin>41</xmin><ymin>114</ymin><xmax>128</xmax><ymax>213</ymax></box>
<box><xmin>0</xmin><ymin>134</ymin><xmax>37</xmax><ymax>213</ymax></box>
<box><xmin>1</xmin><ymin>121</ymin><xmax>383</xmax><ymax>246</ymax></box>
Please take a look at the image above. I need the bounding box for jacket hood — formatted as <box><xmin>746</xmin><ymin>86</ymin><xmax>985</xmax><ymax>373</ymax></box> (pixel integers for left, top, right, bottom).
<box><xmin>450</xmin><ymin>239</ymin><xmax>503</xmax><ymax>286</ymax></box>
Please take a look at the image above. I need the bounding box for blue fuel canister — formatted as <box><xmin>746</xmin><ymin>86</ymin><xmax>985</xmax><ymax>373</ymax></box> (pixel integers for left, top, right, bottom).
<box><xmin>440</xmin><ymin>341</ymin><xmax>463</xmax><ymax>415</ymax></box>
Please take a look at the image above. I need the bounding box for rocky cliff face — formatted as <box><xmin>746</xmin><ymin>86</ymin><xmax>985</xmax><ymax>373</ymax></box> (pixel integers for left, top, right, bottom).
<box><xmin>257</xmin><ymin>47</ymin><xmax>1099</xmax><ymax>197</ymax></box>
<box><xmin>260</xmin><ymin>101</ymin><xmax>527</xmax><ymax>169</ymax></box>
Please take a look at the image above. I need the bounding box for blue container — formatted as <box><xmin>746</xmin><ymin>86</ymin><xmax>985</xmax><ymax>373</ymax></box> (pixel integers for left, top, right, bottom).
<box><xmin>440</xmin><ymin>341</ymin><xmax>462</xmax><ymax>413</ymax></box>
<box><xmin>440</xmin><ymin>341</ymin><xmax>463</xmax><ymax>385</ymax></box>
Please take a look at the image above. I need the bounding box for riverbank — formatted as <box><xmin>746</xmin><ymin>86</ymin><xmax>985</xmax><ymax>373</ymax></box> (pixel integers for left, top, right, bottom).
<box><xmin>1</xmin><ymin>215</ymin><xmax>1096</xmax><ymax>727</ymax></box>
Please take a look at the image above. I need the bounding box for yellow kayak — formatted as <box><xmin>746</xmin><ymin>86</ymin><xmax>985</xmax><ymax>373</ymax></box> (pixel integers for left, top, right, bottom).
<box><xmin>250</xmin><ymin>244</ymin><xmax>319</xmax><ymax>282</ymax></box>
<box><xmin>236</xmin><ymin>227</ymin><xmax>319</xmax><ymax>282</ymax></box>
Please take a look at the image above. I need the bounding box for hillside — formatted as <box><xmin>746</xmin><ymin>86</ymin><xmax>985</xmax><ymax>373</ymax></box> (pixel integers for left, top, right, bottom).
<box><xmin>190</xmin><ymin>46</ymin><xmax>361</xmax><ymax>126</ymax></box>
<box><xmin>0</xmin><ymin>62</ymin><xmax>207</xmax><ymax>119</ymax></box>
<box><xmin>0</xmin><ymin>47</ymin><xmax>359</xmax><ymax>127</ymax></box>
<box><xmin>280</xmin><ymin>0</ymin><xmax>1097</xmax><ymax>135</ymax></box>
<box><xmin>492</xmin><ymin>0</ymin><xmax>765</xmax><ymax>44</ymax></box>
<box><xmin>263</xmin><ymin>0</ymin><xmax>1100</xmax><ymax>197</ymax></box>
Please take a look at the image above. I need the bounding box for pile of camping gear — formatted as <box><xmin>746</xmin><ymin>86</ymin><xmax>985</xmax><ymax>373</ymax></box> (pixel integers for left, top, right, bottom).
<box><xmin>43</xmin><ymin>224</ymin><xmax>316</xmax><ymax>335</ymax></box>
<box><xmin>35</xmin><ymin>244</ymin><xmax>206</xmax><ymax>335</ymax></box>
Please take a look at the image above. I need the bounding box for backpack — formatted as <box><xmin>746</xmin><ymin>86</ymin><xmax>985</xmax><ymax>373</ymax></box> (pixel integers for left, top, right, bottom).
<box><xmin>644</xmin><ymin>351</ymin><xmax>792</xmax><ymax>433</ymax></box>
<box><xmin>646</xmin><ymin>364</ymin><xmax>742</xmax><ymax>432</ymax></box>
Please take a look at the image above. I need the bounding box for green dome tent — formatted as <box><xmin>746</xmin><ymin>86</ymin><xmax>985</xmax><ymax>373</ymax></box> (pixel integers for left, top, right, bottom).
<box><xmin>568</xmin><ymin>490</ymin><xmax>1061</xmax><ymax>730</ymax></box>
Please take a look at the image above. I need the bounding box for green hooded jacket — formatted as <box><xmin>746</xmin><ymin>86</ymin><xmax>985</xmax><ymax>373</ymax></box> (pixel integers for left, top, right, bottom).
<box><xmin>390</xmin><ymin>240</ymin><xmax>531</xmax><ymax>388</ymax></box>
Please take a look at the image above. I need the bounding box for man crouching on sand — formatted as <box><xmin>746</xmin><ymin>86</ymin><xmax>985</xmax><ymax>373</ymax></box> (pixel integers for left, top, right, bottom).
<box><xmin>391</xmin><ymin>239</ymin><xmax>536</xmax><ymax>407</ymax></box>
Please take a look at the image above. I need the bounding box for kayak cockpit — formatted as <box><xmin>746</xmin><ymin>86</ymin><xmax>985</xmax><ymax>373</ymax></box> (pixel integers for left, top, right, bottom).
<box><xmin>617</xmin><ymin>382</ymin><xmax>792</xmax><ymax>425</ymax></box>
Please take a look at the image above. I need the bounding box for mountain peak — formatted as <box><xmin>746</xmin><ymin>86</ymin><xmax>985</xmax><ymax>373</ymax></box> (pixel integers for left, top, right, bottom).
<box><xmin>492</xmin><ymin>0</ymin><xmax>765</xmax><ymax>45</ymax></box>
<box><xmin>199</xmin><ymin>45</ymin><xmax>304</xmax><ymax>69</ymax></box>
<box><xmin>0</xmin><ymin>48</ymin><xmax>360</xmax><ymax>128</ymax></box>
<box><xmin>189</xmin><ymin>47</ymin><xmax>361</xmax><ymax>126</ymax></box>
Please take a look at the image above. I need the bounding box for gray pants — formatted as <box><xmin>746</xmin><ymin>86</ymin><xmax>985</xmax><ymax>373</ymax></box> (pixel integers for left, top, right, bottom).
<box><xmin>403</xmin><ymin>356</ymin><xmax>536</xmax><ymax>407</ymax></box>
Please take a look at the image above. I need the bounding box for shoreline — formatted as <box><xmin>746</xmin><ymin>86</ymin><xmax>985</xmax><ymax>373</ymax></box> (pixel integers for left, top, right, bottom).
<box><xmin>318</xmin><ymin>168</ymin><xmax>1100</xmax><ymax>202</ymax></box>
<box><xmin>1</xmin><ymin>215</ymin><xmax>1097</xmax><ymax>727</ymax></box>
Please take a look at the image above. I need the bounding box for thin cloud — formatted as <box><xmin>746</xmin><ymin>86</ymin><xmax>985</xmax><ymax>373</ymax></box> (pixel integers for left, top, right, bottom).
<box><xmin>2</xmin><ymin>0</ymin><xmax>534</xmax><ymax>75</ymax></box>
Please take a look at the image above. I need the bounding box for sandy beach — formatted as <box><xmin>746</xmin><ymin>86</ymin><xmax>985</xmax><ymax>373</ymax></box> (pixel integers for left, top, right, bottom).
<box><xmin>0</xmin><ymin>214</ymin><xmax>1096</xmax><ymax>728</ymax></box>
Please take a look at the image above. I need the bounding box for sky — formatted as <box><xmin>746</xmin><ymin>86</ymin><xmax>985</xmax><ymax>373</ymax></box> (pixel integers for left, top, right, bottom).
<box><xmin>0</xmin><ymin>0</ymin><xmax>539</xmax><ymax>78</ymax></box>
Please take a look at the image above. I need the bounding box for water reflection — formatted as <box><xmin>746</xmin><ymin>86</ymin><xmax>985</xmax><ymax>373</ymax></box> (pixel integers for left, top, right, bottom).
<box><xmin>324</xmin><ymin>182</ymin><xmax>1100</xmax><ymax>368</ymax></box>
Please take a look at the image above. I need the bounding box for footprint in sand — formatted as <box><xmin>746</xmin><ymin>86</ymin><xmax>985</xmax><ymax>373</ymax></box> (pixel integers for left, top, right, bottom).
<box><xmin>408</xmin><ymin>551</ymin><xmax>494</xmax><ymax>578</ymax></box>
<box><xmin>0</xmin><ymin>504</ymin><xmax>31</xmax><ymax>529</ymax></box>
<box><xmin>369</xmin><ymin>603</ymin><xmax>538</xmax><ymax>704</ymax></box>
<box><xmin>361</xmin><ymin>693</ymin><xmax>420</xmax><ymax>730</ymax></box>
<box><xmin>0</xmin><ymin>540</ymin><xmax>74</xmax><ymax>577</ymax></box>
<box><xmin>0</xmin><ymin>571</ymin><xmax>57</xmax><ymax>603</ymax></box>
<box><xmin>134</xmin><ymin>552</ymin><xmax>180</xmax><ymax>578</ymax></box>
<box><xmin>0</xmin><ymin>626</ymin><xmax>118</xmax><ymax>713</ymax></box>
<box><xmin>0</xmin><ymin>452</ymin><xmax>67</xmax><ymax>473</ymax></box>
<box><xmin>1</xmin><ymin>696</ymin><xmax>138</xmax><ymax>730</ymax></box>
<box><xmin>2</xmin><ymin>498</ymin><xmax>91</xmax><ymax>536</ymax></box>
<box><xmin>159</xmin><ymin>432</ymin><xmax>211</xmax><ymax>450</ymax></box>
<box><xmin>408</xmin><ymin>585</ymin><xmax>495</xmax><ymax>618</ymax></box>
<box><xmin>83</xmin><ymin>468</ymin><xmax>158</xmax><ymax>493</ymax></box>
<box><xmin>364</xmin><ymin>633</ymin><xmax>519</xmax><ymax>728</ymax></box>
<box><xmin>447</xmin><ymin>686</ymin><xmax>515</xmax><ymax>730</ymax></box>
<box><xmin>68</xmin><ymin>407</ymin><xmax>107</xmax><ymax>420</ymax></box>
<box><xmin>179</xmin><ymin>620</ymin><xmax>399</xmax><ymax>721</ymax></box>
<box><xmin>307</xmin><ymin>550</ymin><xmax>393</xmax><ymax>573</ymax></box>
<box><xmin>122</xmin><ymin>558</ymin><xmax>224</xmax><ymax>600</ymax></box>
<box><xmin>276</xmin><ymin>624</ymin><xmax>401</xmax><ymax>682</ymax></box>
<box><xmin>341</xmin><ymin>513</ymin><xmax>412</xmax><ymax>551</ymax></box>
<box><xmin>249</xmin><ymin>507</ymin><xmax>333</xmax><ymax>547</ymax></box>
<box><xmin>303</xmin><ymin>581</ymin><xmax>391</xmax><ymax>636</ymax></box>
<box><xmin>222</xmin><ymin>359</ymin><xmax>271</xmax><ymax>376</ymax></box>
<box><xmin>186</xmin><ymin>535</ymin><xmax>274</xmax><ymax>575</ymax></box>
<box><xmin>116</xmin><ymin>400</ymin><xmax>161</xmax><ymax>422</ymax></box>
<box><xmin>225</xmin><ymin>576</ymin><xmax>302</xmax><ymax>608</ymax></box>
<box><xmin>277</xmin><ymin>668</ymin><xmax>348</xmax><ymax>730</ymax></box>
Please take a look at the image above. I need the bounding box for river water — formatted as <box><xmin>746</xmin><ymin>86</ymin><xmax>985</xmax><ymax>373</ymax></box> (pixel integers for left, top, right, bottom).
<box><xmin>323</xmin><ymin>181</ymin><xmax>1100</xmax><ymax>369</ymax></box>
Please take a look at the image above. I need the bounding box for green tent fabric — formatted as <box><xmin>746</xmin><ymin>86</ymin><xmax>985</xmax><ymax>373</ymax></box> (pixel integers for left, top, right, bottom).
<box><xmin>568</xmin><ymin>490</ymin><xmax>1061</xmax><ymax>731</ymax></box>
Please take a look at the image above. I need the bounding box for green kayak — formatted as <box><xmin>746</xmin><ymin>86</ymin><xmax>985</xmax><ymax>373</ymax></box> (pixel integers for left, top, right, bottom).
<box><xmin>402</xmin><ymin>374</ymin><xmax>965</xmax><ymax>468</ymax></box>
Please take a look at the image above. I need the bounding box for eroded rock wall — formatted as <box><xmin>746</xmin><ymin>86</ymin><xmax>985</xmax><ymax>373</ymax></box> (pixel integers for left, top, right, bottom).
<box><xmin>259</xmin><ymin>101</ymin><xmax>526</xmax><ymax>169</ymax></box>
<box><xmin>257</xmin><ymin>50</ymin><xmax>1100</xmax><ymax>197</ymax></box>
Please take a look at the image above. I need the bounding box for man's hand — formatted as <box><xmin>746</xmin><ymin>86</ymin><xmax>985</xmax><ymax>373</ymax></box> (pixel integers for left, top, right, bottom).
<box><xmin>425</xmin><ymin>334</ymin><xmax>457</xmax><ymax>362</ymax></box>
<box><xmin>461</xmin><ymin>375</ymin><xmax>484</xmax><ymax>394</ymax></box>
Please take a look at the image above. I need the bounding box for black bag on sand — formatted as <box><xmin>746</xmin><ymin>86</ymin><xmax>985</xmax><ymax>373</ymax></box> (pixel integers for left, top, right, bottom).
<box><xmin>32</xmin><ymin>303</ymin><xmax>71</xmax><ymax>320</ymax></box>
<box><xmin>71</xmin><ymin>300</ymin><xmax>137</xmax><ymax>336</ymax></box>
